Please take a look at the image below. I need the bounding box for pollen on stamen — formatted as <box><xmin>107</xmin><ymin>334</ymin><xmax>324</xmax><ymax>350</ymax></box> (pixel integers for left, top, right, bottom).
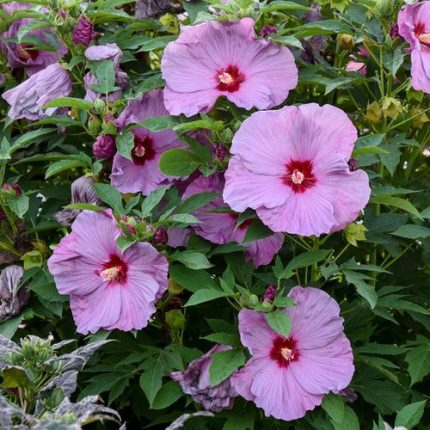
<box><xmin>291</xmin><ymin>170</ymin><xmax>305</xmax><ymax>185</ymax></box>
<box><xmin>100</xmin><ymin>267</ymin><xmax>121</xmax><ymax>282</ymax></box>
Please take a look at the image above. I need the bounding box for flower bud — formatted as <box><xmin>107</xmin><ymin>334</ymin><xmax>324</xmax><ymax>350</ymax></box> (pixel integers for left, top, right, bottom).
<box><xmin>168</xmin><ymin>278</ymin><xmax>183</xmax><ymax>295</ymax></box>
<box><xmin>72</xmin><ymin>16</ymin><xmax>96</xmax><ymax>47</ymax></box>
<box><xmin>88</xmin><ymin>117</ymin><xmax>102</xmax><ymax>135</ymax></box>
<box><xmin>153</xmin><ymin>227</ymin><xmax>168</xmax><ymax>246</ymax></box>
<box><xmin>348</xmin><ymin>158</ymin><xmax>358</xmax><ymax>172</ymax></box>
<box><xmin>345</xmin><ymin>222</ymin><xmax>367</xmax><ymax>247</ymax></box>
<box><xmin>2</xmin><ymin>183</ymin><xmax>22</xmax><ymax>196</ymax></box>
<box><xmin>248</xmin><ymin>294</ymin><xmax>259</xmax><ymax>307</ymax></box>
<box><xmin>382</xmin><ymin>97</ymin><xmax>402</xmax><ymax>119</ymax></box>
<box><xmin>366</xmin><ymin>101</ymin><xmax>383</xmax><ymax>124</ymax></box>
<box><xmin>93</xmin><ymin>98</ymin><xmax>106</xmax><ymax>115</ymax></box>
<box><xmin>165</xmin><ymin>309</ymin><xmax>185</xmax><ymax>330</ymax></box>
<box><xmin>389</xmin><ymin>23</ymin><xmax>399</xmax><ymax>39</ymax></box>
<box><xmin>263</xmin><ymin>284</ymin><xmax>277</xmax><ymax>302</ymax></box>
<box><xmin>0</xmin><ymin>265</ymin><xmax>29</xmax><ymax>322</ymax></box>
<box><xmin>92</xmin><ymin>135</ymin><xmax>116</xmax><ymax>159</ymax></box>
<box><xmin>338</xmin><ymin>34</ymin><xmax>354</xmax><ymax>50</ymax></box>
<box><xmin>215</xmin><ymin>144</ymin><xmax>229</xmax><ymax>162</ymax></box>
<box><xmin>260</xmin><ymin>25</ymin><xmax>277</xmax><ymax>38</ymax></box>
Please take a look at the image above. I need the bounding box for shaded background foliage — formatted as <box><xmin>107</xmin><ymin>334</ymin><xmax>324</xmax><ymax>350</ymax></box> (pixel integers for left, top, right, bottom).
<box><xmin>0</xmin><ymin>0</ymin><xmax>430</xmax><ymax>429</ymax></box>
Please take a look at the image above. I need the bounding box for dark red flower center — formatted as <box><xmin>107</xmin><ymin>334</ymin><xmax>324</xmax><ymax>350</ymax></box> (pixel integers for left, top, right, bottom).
<box><xmin>132</xmin><ymin>135</ymin><xmax>155</xmax><ymax>166</ymax></box>
<box><xmin>270</xmin><ymin>336</ymin><xmax>299</xmax><ymax>368</ymax></box>
<box><xmin>98</xmin><ymin>254</ymin><xmax>128</xmax><ymax>285</ymax></box>
<box><xmin>15</xmin><ymin>44</ymin><xmax>39</xmax><ymax>61</ymax></box>
<box><xmin>282</xmin><ymin>160</ymin><xmax>316</xmax><ymax>193</ymax></box>
<box><xmin>415</xmin><ymin>22</ymin><xmax>430</xmax><ymax>46</ymax></box>
<box><xmin>216</xmin><ymin>65</ymin><xmax>245</xmax><ymax>92</ymax></box>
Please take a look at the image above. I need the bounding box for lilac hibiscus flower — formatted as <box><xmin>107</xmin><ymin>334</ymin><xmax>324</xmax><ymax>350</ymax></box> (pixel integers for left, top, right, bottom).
<box><xmin>48</xmin><ymin>210</ymin><xmax>168</xmax><ymax>334</ymax></box>
<box><xmin>161</xmin><ymin>18</ymin><xmax>298</xmax><ymax>117</ymax></box>
<box><xmin>223</xmin><ymin>104</ymin><xmax>371</xmax><ymax>236</ymax></box>
<box><xmin>110</xmin><ymin>90</ymin><xmax>183</xmax><ymax>195</ymax></box>
<box><xmin>232</xmin><ymin>286</ymin><xmax>354</xmax><ymax>421</ymax></box>
<box><xmin>182</xmin><ymin>173</ymin><xmax>283</xmax><ymax>267</ymax></box>
<box><xmin>171</xmin><ymin>344</ymin><xmax>237</xmax><ymax>412</ymax></box>
<box><xmin>1</xmin><ymin>3</ymin><xmax>67</xmax><ymax>76</ymax></box>
<box><xmin>2</xmin><ymin>63</ymin><xmax>72</xmax><ymax>121</ymax></box>
<box><xmin>398</xmin><ymin>1</ymin><xmax>430</xmax><ymax>93</ymax></box>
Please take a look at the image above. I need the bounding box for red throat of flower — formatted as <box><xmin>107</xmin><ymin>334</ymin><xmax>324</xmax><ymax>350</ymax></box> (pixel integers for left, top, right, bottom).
<box><xmin>216</xmin><ymin>65</ymin><xmax>245</xmax><ymax>92</ymax></box>
<box><xmin>15</xmin><ymin>44</ymin><xmax>39</xmax><ymax>61</ymax></box>
<box><xmin>415</xmin><ymin>22</ymin><xmax>430</xmax><ymax>46</ymax></box>
<box><xmin>132</xmin><ymin>135</ymin><xmax>155</xmax><ymax>166</ymax></box>
<box><xmin>270</xmin><ymin>336</ymin><xmax>299</xmax><ymax>368</ymax></box>
<box><xmin>283</xmin><ymin>160</ymin><xmax>316</xmax><ymax>193</ymax></box>
<box><xmin>98</xmin><ymin>255</ymin><xmax>128</xmax><ymax>285</ymax></box>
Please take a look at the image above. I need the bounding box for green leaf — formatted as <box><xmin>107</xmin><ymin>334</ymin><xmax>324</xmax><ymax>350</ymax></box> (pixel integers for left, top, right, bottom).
<box><xmin>173</xmin><ymin>251</ymin><xmax>212</xmax><ymax>270</ymax></box>
<box><xmin>395</xmin><ymin>400</ymin><xmax>427</xmax><ymax>428</ymax></box>
<box><xmin>209</xmin><ymin>349</ymin><xmax>245</xmax><ymax>386</ymax></box>
<box><xmin>331</xmin><ymin>405</ymin><xmax>360</xmax><ymax>430</ymax></box>
<box><xmin>322</xmin><ymin>394</ymin><xmax>345</xmax><ymax>424</ymax></box>
<box><xmin>159</xmin><ymin>149</ymin><xmax>202</xmax><ymax>176</ymax></box>
<box><xmin>391</xmin><ymin>225</ymin><xmax>430</xmax><ymax>239</ymax></box>
<box><xmin>94</xmin><ymin>183</ymin><xmax>124</xmax><ymax>214</ymax></box>
<box><xmin>344</xmin><ymin>270</ymin><xmax>377</xmax><ymax>308</ymax></box>
<box><xmin>177</xmin><ymin>192</ymin><xmax>217</xmax><ymax>214</ymax></box>
<box><xmin>116</xmin><ymin>235</ymin><xmax>137</xmax><ymax>252</ymax></box>
<box><xmin>242</xmin><ymin>219</ymin><xmax>273</xmax><ymax>244</ymax></box>
<box><xmin>11</xmin><ymin>128</ymin><xmax>57</xmax><ymax>153</ymax></box>
<box><xmin>273</xmin><ymin>35</ymin><xmax>303</xmax><ymax>49</ymax></box>
<box><xmin>292</xmin><ymin>19</ymin><xmax>351</xmax><ymax>38</ymax></box>
<box><xmin>136</xmin><ymin>73</ymin><xmax>165</xmax><ymax>94</ymax></box>
<box><xmin>141</xmin><ymin>186</ymin><xmax>169</xmax><ymax>218</ymax></box>
<box><xmin>45</xmin><ymin>159</ymin><xmax>85</xmax><ymax>179</ymax></box>
<box><xmin>260</xmin><ymin>1</ymin><xmax>311</xmax><ymax>13</ymax></box>
<box><xmin>4</xmin><ymin>194</ymin><xmax>29</xmax><ymax>218</ymax></box>
<box><xmin>282</xmin><ymin>250</ymin><xmax>330</xmax><ymax>278</ymax></box>
<box><xmin>91</xmin><ymin>60</ymin><xmax>117</xmax><ymax>94</ymax></box>
<box><xmin>151</xmin><ymin>381</ymin><xmax>183</xmax><ymax>410</ymax></box>
<box><xmin>1</xmin><ymin>366</ymin><xmax>36</xmax><ymax>391</ymax></box>
<box><xmin>139</xmin><ymin>357</ymin><xmax>165</xmax><ymax>406</ymax></box>
<box><xmin>137</xmin><ymin>35</ymin><xmax>176</xmax><ymax>51</ymax></box>
<box><xmin>185</xmin><ymin>289</ymin><xmax>230</xmax><ymax>307</ymax></box>
<box><xmin>353</xmin><ymin>146</ymin><xmax>389</xmax><ymax>157</ymax></box>
<box><xmin>201</xmin><ymin>333</ymin><xmax>241</xmax><ymax>347</ymax></box>
<box><xmin>384</xmin><ymin>47</ymin><xmax>404</xmax><ymax>77</ymax></box>
<box><xmin>266</xmin><ymin>311</ymin><xmax>292</xmax><ymax>338</ymax></box>
<box><xmin>170</xmin><ymin>265</ymin><xmax>217</xmax><ymax>292</ymax></box>
<box><xmin>405</xmin><ymin>338</ymin><xmax>430</xmax><ymax>385</ymax></box>
<box><xmin>167</xmin><ymin>213</ymin><xmax>201</xmax><ymax>224</ymax></box>
<box><xmin>116</xmin><ymin>131</ymin><xmax>135</xmax><ymax>161</ymax></box>
<box><xmin>371</xmin><ymin>194</ymin><xmax>423</xmax><ymax>220</ymax></box>
<box><xmin>132</xmin><ymin>115</ymin><xmax>177</xmax><ymax>131</ymax></box>
<box><xmin>64</xmin><ymin>203</ymin><xmax>103</xmax><ymax>211</ymax></box>
<box><xmin>43</xmin><ymin>97</ymin><xmax>94</xmax><ymax>111</ymax></box>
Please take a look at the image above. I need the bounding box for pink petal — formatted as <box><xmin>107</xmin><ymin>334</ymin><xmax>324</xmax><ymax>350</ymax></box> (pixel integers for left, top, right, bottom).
<box><xmin>290</xmin><ymin>335</ymin><xmax>354</xmax><ymax>396</ymax></box>
<box><xmin>224</xmin><ymin>157</ymin><xmax>291</xmax><ymax>212</ymax></box>
<box><xmin>238</xmin><ymin>309</ymin><xmax>276</xmax><ymax>357</ymax></box>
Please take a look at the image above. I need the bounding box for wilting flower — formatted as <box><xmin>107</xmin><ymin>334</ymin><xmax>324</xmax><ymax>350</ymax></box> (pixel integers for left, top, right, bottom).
<box><xmin>48</xmin><ymin>210</ymin><xmax>168</xmax><ymax>334</ymax></box>
<box><xmin>232</xmin><ymin>286</ymin><xmax>354</xmax><ymax>421</ymax></box>
<box><xmin>0</xmin><ymin>265</ymin><xmax>30</xmax><ymax>322</ymax></box>
<box><xmin>183</xmin><ymin>173</ymin><xmax>283</xmax><ymax>267</ymax></box>
<box><xmin>2</xmin><ymin>183</ymin><xmax>23</xmax><ymax>196</ymax></box>
<box><xmin>110</xmin><ymin>90</ymin><xmax>182</xmax><ymax>195</ymax></box>
<box><xmin>54</xmin><ymin>176</ymin><xmax>102</xmax><ymax>226</ymax></box>
<box><xmin>92</xmin><ymin>135</ymin><xmax>116</xmax><ymax>159</ymax></box>
<box><xmin>83</xmin><ymin>44</ymin><xmax>129</xmax><ymax>102</ymax></box>
<box><xmin>171</xmin><ymin>344</ymin><xmax>237</xmax><ymax>411</ymax></box>
<box><xmin>398</xmin><ymin>2</ymin><xmax>430</xmax><ymax>93</ymax></box>
<box><xmin>223</xmin><ymin>104</ymin><xmax>371</xmax><ymax>237</ymax></box>
<box><xmin>72</xmin><ymin>16</ymin><xmax>96</xmax><ymax>46</ymax></box>
<box><xmin>0</xmin><ymin>3</ymin><xmax>67</xmax><ymax>76</ymax></box>
<box><xmin>161</xmin><ymin>18</ymin><xmax>298</xmax><ymax>117</ymax></box>
<box><xmin>263</xmin><ymin>284</ymin><xmax>277</xmax><ymax>302</ymax></box>
<box><xmin>2</xmin><ymin>63</ymin><xmax>72</xmax><ymax>121</ymax></box>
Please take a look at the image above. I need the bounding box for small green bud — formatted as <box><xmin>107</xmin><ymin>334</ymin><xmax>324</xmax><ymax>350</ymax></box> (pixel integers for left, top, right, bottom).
<box><xmin>93</xmin><ymin>99</ymin><xmax>106</xmax><ymax>115</ymax></box>
<box><xmin>88</xmin><ymin>117</ymin><xmax>102</xmax><ymax>135</ymax></box>
<box><xmin>165</xmin><ymin>309</ymin><xmax>185</xmax><ymax>330</ymax></box>
<box><xmin>248</xmin><ymin>294</ymin><xmax>259</xmax><ymax>307</ymax></box>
